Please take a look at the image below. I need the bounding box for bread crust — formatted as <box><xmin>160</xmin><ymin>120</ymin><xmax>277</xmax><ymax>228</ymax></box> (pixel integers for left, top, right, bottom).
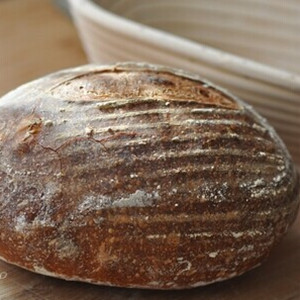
<box><xmin>0</xmin><ymin>63</ymin><xmax>299</xmax><ymax>289</ymax></box>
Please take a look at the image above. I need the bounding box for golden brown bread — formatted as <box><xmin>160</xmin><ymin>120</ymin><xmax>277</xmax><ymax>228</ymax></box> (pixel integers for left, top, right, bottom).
<box><xmin>0</xmin><ymin>63</ymin><xmax>299</xmax><ymax>289</ymax></box>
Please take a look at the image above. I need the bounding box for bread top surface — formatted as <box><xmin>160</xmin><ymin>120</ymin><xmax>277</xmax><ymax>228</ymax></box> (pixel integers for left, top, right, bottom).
<box><xmin>0</xmin><ymin>63</ymin><xmax>298</xmax><ymax>288</ymax></box>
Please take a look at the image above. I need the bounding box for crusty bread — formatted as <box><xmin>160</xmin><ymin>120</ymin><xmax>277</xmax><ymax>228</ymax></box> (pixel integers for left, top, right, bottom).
<box><xmin>0</xmin><ymin>63</ymin><xmax>299</xmax><ymax>289</ymax></box>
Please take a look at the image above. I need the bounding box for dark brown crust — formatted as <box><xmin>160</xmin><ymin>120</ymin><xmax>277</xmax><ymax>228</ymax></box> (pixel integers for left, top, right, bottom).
<box><xmin>0</xmin><ymin>63</ymin><xmax>299</xmax><ymax>289</ymax></box>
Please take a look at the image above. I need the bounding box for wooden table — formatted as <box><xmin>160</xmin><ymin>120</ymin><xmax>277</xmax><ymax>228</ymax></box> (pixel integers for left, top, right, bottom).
<box><xmin>0</xmin><ymin>0</ymin><xmax>87</xmax><ymax>96</ymax></box>
<box><xmin>0</xmin><ymin>1</ymin><xmax>299</xmax><ymax>299</ymax></box>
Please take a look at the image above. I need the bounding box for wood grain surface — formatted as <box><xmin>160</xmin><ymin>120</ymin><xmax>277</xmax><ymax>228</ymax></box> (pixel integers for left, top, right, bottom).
<box><xmin>0</xmin><ymin>0</ymin><xmax>299</xmax><ymax>299</ymax></box>
<box><xmin>0</xmin><ymin>0</ymin><xmax>87</xmax><ymax>96</ymax></box>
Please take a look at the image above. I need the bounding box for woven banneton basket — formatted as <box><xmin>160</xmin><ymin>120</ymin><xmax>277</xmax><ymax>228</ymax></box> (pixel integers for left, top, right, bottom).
<box><xmin>69</xmin><ymin>0</ymin><xmax>300</xmax><ymax>168</ymax></box>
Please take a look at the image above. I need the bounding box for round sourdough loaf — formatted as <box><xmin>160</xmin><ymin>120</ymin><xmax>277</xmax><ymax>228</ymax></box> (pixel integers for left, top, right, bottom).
<box><xmin>0</xmin><ymin>63</ymin><xmax>299</xmax><ymax>289</ymax></box>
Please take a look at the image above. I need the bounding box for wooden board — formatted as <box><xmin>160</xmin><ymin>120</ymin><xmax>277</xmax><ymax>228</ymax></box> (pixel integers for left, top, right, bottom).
<box><xmin>0</xmin><ymin>0</ymin><xmax>300</xmax><ymax>299</ymax></box>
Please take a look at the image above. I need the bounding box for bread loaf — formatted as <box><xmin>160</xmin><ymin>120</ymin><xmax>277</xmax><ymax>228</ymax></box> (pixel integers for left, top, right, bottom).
<box><xmin>0</xmin><ymin>63</ymin><xmax>299</xmax><ymax>289</ymax></box>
